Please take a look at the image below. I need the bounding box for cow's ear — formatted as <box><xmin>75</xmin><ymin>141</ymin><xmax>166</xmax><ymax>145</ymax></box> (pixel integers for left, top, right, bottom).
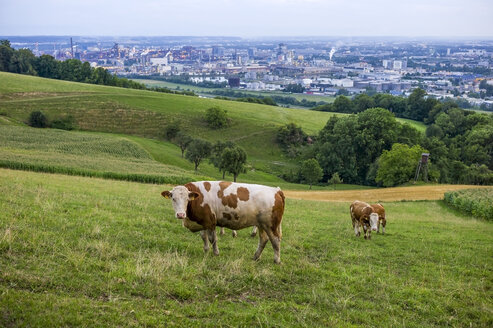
<box><xmin>161</xmin><ymin>191</ymin><xmax>172</xmax><ymax>199</ymax></box>
<box><xmin>188</xmin><ymin>192</ymin><xmax>199</xmax><ymax>200</ymax></box>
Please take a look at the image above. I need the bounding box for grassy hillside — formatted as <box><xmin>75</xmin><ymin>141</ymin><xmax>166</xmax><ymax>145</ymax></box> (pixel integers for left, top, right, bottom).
<box><xmin>1</xmin><ymin>169</ymin><xmax>492</xmax><ymax>327</ymax></box>
<box><xmin>0</xmin><ymin>72</ymin><xmax>338</xmax><ymax>174</ymax></box>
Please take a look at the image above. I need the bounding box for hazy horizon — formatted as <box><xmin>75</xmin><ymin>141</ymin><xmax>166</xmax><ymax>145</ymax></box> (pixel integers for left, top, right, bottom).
<box><xmin>1</xmin><ymin>0</ymin><xmax>492</xmax><ymax>38</ymax></box>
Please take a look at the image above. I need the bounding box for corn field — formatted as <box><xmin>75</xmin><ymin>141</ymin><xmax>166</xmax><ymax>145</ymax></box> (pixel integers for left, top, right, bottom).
<box><xmin>444</xmin><ymin>188</ymin><xmax>493</xmax><ymax>220</ymax></box>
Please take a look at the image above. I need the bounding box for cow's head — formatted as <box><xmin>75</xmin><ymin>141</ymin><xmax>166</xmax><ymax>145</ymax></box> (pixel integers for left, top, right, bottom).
<box><xmin>369</xmin><ymin>213</ymin><xmax>379</xmax><ymax>231</ymax></box>
<box><xmin>161</xmin><ymin>186</ymin><xmax>199</xmax><ymax>219</ymax></box>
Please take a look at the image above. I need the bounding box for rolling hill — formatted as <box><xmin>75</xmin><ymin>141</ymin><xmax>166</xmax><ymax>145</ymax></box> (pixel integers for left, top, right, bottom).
<box><xmin>0</xmin><ymin>71</ymin><xmax>426</xmax><ymax>187</ymax></box>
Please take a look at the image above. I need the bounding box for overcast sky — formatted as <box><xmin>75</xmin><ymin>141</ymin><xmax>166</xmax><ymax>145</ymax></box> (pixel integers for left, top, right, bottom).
<box><xmin>1</xmin><ymin>0</ymin><xmax>492</xmax><ymax>37</ymax></box>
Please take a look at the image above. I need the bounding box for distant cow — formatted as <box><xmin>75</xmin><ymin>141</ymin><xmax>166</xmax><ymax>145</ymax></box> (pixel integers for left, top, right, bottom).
<box><xmin>370</xmin><ymin>203</ymin><xmax>386</xmax><ymax>234</ymax></box>
<box><xmin>350</xmin><ymin>200</ymin><xmax>379</xmax><ymax>239</ymax></box>
<box><xmin>162</xmin><ymin>181</ymin><xmax>285</xmax><ymax>263</ymax></box>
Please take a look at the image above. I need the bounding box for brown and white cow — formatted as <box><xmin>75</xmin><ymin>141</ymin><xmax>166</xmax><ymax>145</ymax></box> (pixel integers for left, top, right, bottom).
<box><xmin>161</xmin><ymin>181</ymin><xmax>285</xmax><ymax>263</ymax></box>
<box><xmin>370</xmin><ymin>203</ymin><xmax>386</xmax><ymax>234</ymax></box>
<box><xmin>350</xmin><ymin>200</ymin><xmax>379</xmax><ymax>239</ymax></box>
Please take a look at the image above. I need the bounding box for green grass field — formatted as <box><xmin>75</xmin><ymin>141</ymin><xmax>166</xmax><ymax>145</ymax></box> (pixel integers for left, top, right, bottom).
<box><xmin>1</xmin><ymin>169</ymin><xmax>491</xmax><ymax>327</ymax></box>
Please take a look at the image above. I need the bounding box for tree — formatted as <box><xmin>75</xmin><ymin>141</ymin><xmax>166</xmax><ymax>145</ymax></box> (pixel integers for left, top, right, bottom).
<box><xmin>174</xmin><ymin>131</ymin><xmax>192</xmax><ymax>158</ymax></box>
<box><xmin>376</xmin><ymin>143</ymin><xmax>427</xmax><ymax>187</ymax></box>
<box><xmin>333</xmin><ymin>95</ymin><xmax>353</xmax><ymax>113</ymax></box>
<box><xmin>222</xmin><ymin>146</ymin><xmax>247</xmax><ymax>182</ymax></box>
<box><xmin>276</xmin><ymin>123</ymin><xmax>307</xmax><ymax>151</ymax></box>
<box><xmin>301</xmin><ymin>158</ymin><xmax>323</xmax><ymax>189</ymax></box>
<box><xmin>163</xmin><ymin>121</ymin><xmax>180</xmax><ymax>140</ymax></box>
<box><xmin>28</xmin><ymin>111</ymin><xmax>48</xmax><ymax>128</ymax></box>
<box><xmin>328</xmin><ymin>172</ymin><xmax>343</xmax><ymax>190</ymax></box>
<box><xmin>210</xmin><ymin>140</ymin><xmax>235</xmax><ymax>178</ymax></box>
<box><xmin>185</xmin><ymin>139</ymin><xmax>212</xmax><ymax>171</ymax></box>
<box><xmin>283</xmin><ymin>83</ymin><xmax>305</xmax><ymax>93</ymax></box>
<box><xmin>353</xmin><ymin>94</ymin><xmax>375</xmax><ymax>113</ymax></box>
<box><xmin>205</xmin><ymin>106</ymin><xmax>230</xmax><ymax>129</ymax></box>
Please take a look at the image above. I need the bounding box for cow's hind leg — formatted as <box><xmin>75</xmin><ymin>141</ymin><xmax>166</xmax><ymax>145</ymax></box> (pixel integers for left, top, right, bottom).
<box><xmin>265</xmin><ymin>226</ymin><xmax>281</xmax><ymax>264</ymax></box>
<box><xmin>200</xmin><ymin>230</ymin><xmax>210</xmax><ymax>253</ymax></box>
<box><xmin>220</xmin><ymin>227</ymin><xmax>225</xmax><ymax>235</ymax></box>
<box><xmin>353</xmin><ymin>220</ymin><xmax>360</xmax><ymax>237</ymax></box>
<box><xmin>250</xmin><ymin>226</ymin><xmax>258</xmax><ymax>237</ymax></box>
<box><xmin>253</xmin><ymin>227</ymin><xmax>269</xmax><ymax>262</ymax></box>
<box><xmin>207</xmin><ymin>229</ymin><xmax>219</xmax><ymax>256</ymax></box>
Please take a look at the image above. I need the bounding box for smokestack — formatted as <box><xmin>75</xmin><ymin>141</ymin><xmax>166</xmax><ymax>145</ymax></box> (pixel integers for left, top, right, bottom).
<box><xmin>70</xmin><ymin>37</ymin><xmax>74</xmax><ymax>58</ymax></box>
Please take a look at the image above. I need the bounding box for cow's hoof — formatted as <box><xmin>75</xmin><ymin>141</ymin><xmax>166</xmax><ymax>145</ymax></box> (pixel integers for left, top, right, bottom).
<box><xmin>274</xmin><ymin>259</ymin><xmax>281</xmax><ymax>264</ymax></box>
<box><xmin>250</xmin><ymin>232</ymin><xmax>257</xmax><ymax>237</ymax></box>
<box><xmin>232</xmin><ymin>231</ymin><xmax>238</xmax><ymax>238</ymax></box>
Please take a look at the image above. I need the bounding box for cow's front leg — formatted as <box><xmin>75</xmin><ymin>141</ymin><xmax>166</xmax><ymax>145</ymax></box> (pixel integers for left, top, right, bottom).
<box><xmin>363</xmin><ymin>225</ymin><xmax>369</xmax><ymax>239</ymax></box>
<box><xmin>200</xmin><ymin>230</ymin><xmax>210</xmax><ymax>253</ymax></box>
<box><xmin>377</xmin><ymin>220</ymin><xmax>381</xmax><ymax>234</ymax></box>
<box><xmin>382</xmin><ymin>221</ymin><xmax>386</xmax><ymax>235</ymax></box>
<box><xmin>207</xmin><ymin>228</ymin><xmax>219</xmax><ymax>256</ymax></box>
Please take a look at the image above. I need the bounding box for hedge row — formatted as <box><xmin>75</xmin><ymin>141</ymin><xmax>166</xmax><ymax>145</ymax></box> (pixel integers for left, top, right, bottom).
<box><xmin>444</xmin><ymin>188</ymin><xmax>493</xmax><ymax>220</ymax></box>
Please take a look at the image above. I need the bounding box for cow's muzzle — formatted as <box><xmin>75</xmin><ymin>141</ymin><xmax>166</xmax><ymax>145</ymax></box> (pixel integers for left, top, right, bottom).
<box><xmin>176</xmin><ymin>213</ymin><xmax>186</xmax><ymax>219</ymax></box>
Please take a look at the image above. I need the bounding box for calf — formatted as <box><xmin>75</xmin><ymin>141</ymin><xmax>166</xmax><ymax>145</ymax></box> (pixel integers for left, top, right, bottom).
<box><xmin>350</xmin><ymin>200</ymin><xmax>379</xmax><ymax>239</ymax></box>
<box><xmin>162</xmin><ymin>181</ymin><xmax>285</xmax><ymax>263</ymax></box>
<box><xmin>370</xmin><ymin>203</ymin><xmax>386</xmax><ymax>234</ymax></box>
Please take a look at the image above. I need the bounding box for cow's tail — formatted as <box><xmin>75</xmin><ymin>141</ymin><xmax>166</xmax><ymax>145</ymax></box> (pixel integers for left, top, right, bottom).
<box><xmin>273</xmin><ymin>188</ymin><xmax>285</xmax><ymax>239</ymax></box>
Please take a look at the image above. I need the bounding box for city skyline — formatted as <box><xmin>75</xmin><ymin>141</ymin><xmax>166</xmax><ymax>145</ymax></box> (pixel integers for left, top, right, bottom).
<box><xmin>1</xmin><ymin>0</ymin><xmax>493</xmax><ymax>38</ymax></box>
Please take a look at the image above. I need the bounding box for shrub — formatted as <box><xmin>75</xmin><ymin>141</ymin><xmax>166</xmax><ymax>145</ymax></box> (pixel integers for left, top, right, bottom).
<box><xmin>50</xmin><ymin>115</ymin><xmax>75</xmax><ymax>130</ymax></box>
<box><xmin>28</xmin><ymin>111</ymin><xmax>47</xmax><ymax>128</ymax></box>
<box><xmin>205</xmin><ymin>106</ymin><xmax>230</xmax><ymax>129</ymax></box>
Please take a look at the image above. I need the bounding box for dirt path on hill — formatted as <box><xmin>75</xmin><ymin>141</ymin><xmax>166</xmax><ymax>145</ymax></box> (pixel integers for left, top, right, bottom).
<box><xmin>284</xmin><ymin>185</ymin><xmax>491</xmax><ymax>202</ymax></box>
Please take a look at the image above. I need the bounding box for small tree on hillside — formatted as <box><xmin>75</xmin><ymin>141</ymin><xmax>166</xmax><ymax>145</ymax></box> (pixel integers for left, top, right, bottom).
<box><xmin>222</xmin><ymin>146</ymin><xmax>247</xmax><ymax>182</ymax></box>
<box><xmin>205</xmin><ymin>106</ymin><xmax>230</xmax><ymax>129</ymax></box>
<box><xmin>163</xmin><ymin>121</ymin><xmax>180</xmax><ymax>140</ymax></box>
<box><xmin>28</xmin><ymin>110</ymin><xmax>47</xmax><ymax>128</ymax></box>
<box><xmin>174</xmin><ymin>131</ymin><xmax>192</xmax><ymax>158</ymax></box>
<box><xmin>185</xmin><ymin>139</ymin><xmax>212</xmax><ymax>171</ymax></box>
<box><xmin>210</xmin><ymin>140</ymin><xmax>235</xmax><ymax>178</ymax></box>
<box><xmin>301</xmin><ymin>158</ymin><xmax>323</xmax><ymax>189</ymax></box>
<box><xmin>328</xmin><ymin>172</ymin><xmax>343</xmax><ymax>190</ymax></box>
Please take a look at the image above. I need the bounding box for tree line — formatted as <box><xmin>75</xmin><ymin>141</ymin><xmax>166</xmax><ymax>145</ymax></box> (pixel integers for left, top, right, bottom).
<box><xmin>0</xmin><ymin>40</ymin><xmax>195</xmax><ymax>96</ymax></box>
<box><xmin>278</xmin><ymin>105</ymin><xmax>492</xmax><ymax>187</ymax></box>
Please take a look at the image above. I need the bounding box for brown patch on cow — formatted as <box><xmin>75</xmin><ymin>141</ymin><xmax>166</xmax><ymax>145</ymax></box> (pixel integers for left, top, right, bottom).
<box><xmin>185</xmin><ymin>183</ymin><xmax>216</xmax><ymax>229</ymax></box>
<box><xmin>217</xmin><ymin>181</ymin><xmax>237</xmax><ymax>208</ymax></box>
<box><xmin>233</xmin><ymin>212</ymin><xmax>240</xmax><ymax>220</ymax></box>
<box><xmin>203</xmin><ymin>181</ymin><xmax>211</xmax><ymax>192</ymax></box>
<box><xmin>237</xmin><ymin>187</ymin><xmax>250</xmax><ymax>201</ymax></box>
<box><xmin>223</xmin><ymin>212</ymin><xmax>232</xmax><ymax>220</ymax></box>
<box><xmin>271</xmin><ymin>190</ymin><xmax>285</xmax><ymax>238</ymax></box>
<box><xmin>222</xmin><ymin>193</ymin><xmax>238</xmax><ymax>209</ymax></box>
<box><xmin>217</xmin><ymin>181</ymin><xmax>232</xmax><ymax>198</ymax></box>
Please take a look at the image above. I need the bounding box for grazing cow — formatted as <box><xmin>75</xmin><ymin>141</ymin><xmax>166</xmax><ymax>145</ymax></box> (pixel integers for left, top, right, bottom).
<box><xmin>370</xmin><ymin>203</ymin><xmax>386</xmax><ymax>234</ymax></box>
<box><xmin>350</xmin><ymin>200</ymin><xmax>379</xmax><ymax>239</ymax></box>
<box><xmin>162</xmin><ymin>181</ymin><xmax>285</xmax><ymax>263</ymax></box>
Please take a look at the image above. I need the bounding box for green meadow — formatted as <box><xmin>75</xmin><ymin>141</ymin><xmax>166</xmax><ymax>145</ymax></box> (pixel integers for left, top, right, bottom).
<box><xmin>1</xmin><ymin>169</ymin><xmax>492</xmax><ymax>327</ymax></box>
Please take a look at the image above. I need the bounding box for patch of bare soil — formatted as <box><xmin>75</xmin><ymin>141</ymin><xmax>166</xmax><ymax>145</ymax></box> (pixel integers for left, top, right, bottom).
<box><xmin>284</xmin><ymin>185</ymin><xmax>491</xmax><ymax>202</ymax></box>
